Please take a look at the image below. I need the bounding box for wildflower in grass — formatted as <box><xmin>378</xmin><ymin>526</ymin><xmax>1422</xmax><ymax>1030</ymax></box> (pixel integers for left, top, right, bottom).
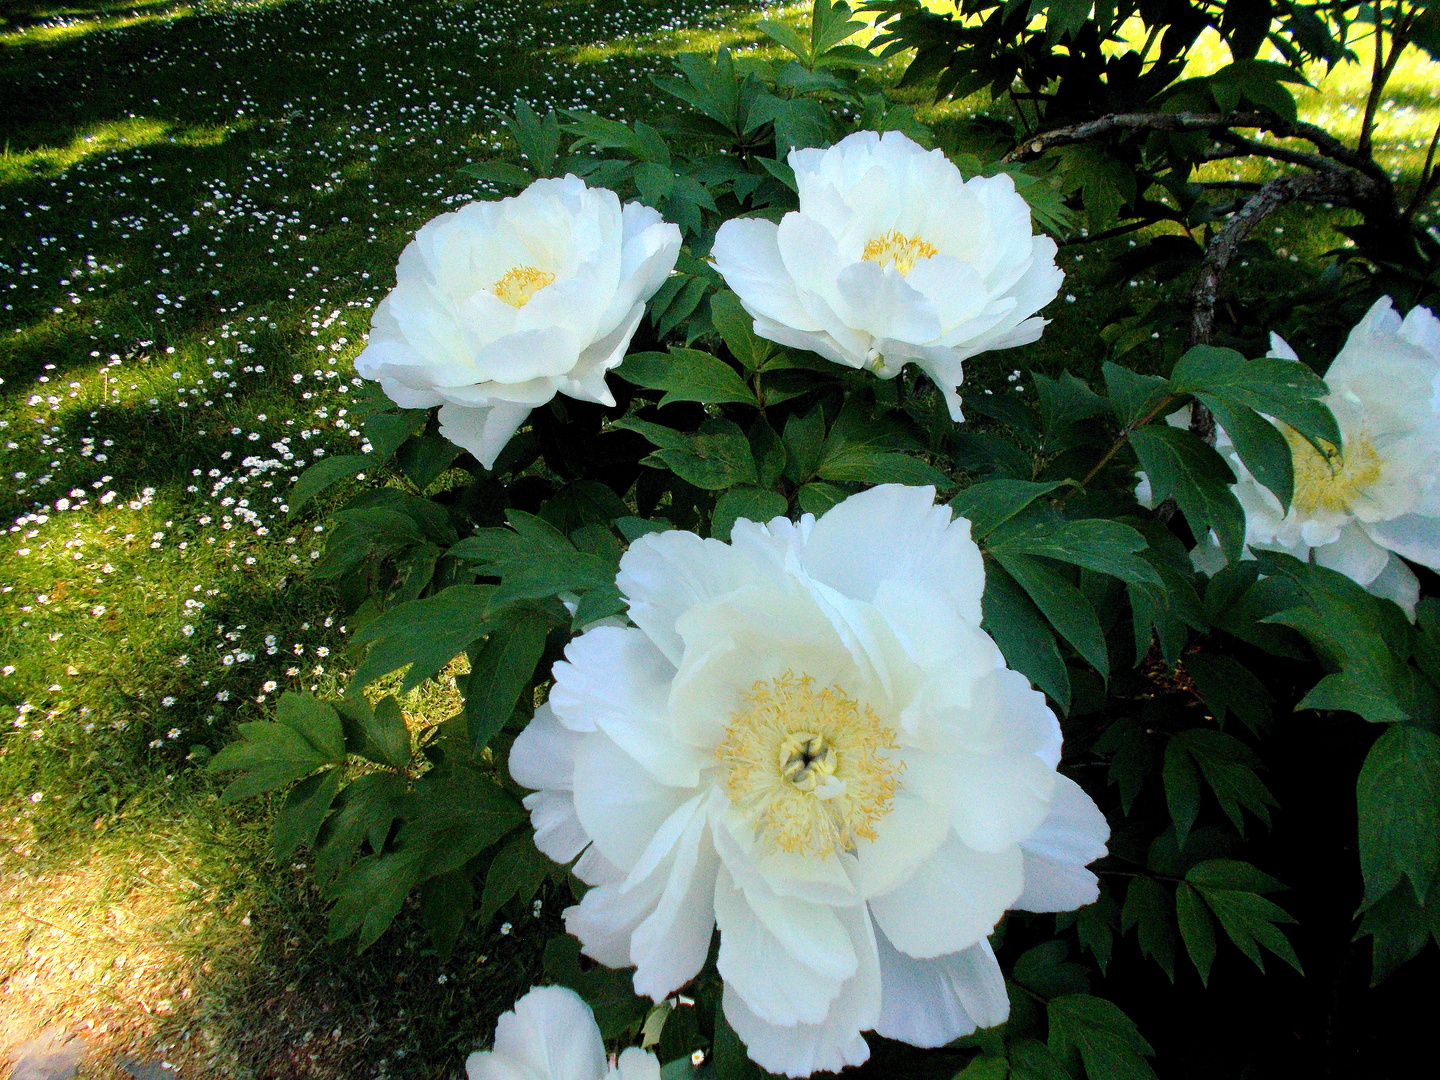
<box><xmin>510</xmin><ymin>486</ymin><xmax>1107</xmax><ymax>1077</ymax></box>
<box><xmin>355</xmin><ymin>176</ymin><xmax>682</xmax><ymax>468</ymax></box>
<box><xmin>711</xmin><ymin>130</ymin><xmax>1062</xmax><ymax>421</ymax></box>
<box><xmin>465</xmin><ymin>986</ymin><xmax>660</xmax><ymax>1080</ymax></box>
<box><xmin>1186</xmin><ymin>298</ymin><xmax>1440</xmax><ymax>616</ymax></box>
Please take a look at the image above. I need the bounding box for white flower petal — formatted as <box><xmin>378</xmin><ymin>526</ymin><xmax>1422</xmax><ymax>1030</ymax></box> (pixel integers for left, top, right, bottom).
<box><xmin>524</xmin><ymin>790</ymin><xmax>590</xmax><ymax>866</ymax></box>
<box><xmin>468</xmin><ymin>986</ymin><xmax>607</xmax><ymax>1080</ymax></box>
<box><xmin>610</xmin><ymin>1047</ymin><xmax>662</xmax><ymax>1080</ymax></box>
<box><xmin>1014</xmin><ymin>774</ymin><xmax>1109</xmax><ymax>912</ymax></box>
<box><xmin>874</xmin><ymin>928</ymin><xmax>1008</xmax><ymax>1047</ymax></box>
<box><xmin>797</xmin><ymin>484</ymin><xmax>985</xmax><ymax>624</ymax></box>
<box><xmin>572</xmin><ymin>730</ymin><xmax>698</xmax><ymax>875</ymax></box>
<box><xmin>1362</xmin><ymin>513</ymin><xmax>1440</xmax><ymax>572</ymax></box>
<box><xmin>437</xmin><ymin>401</ymin><xmax>533</xmax><ymax>470</ymax></box>
<box><xmin>711</xmin><ymin>217</ymin><xmax>822</xmax><ymax>332</ymax></box>
<box><xmin>720</xmin><ymin>902</ymin><xmax>880</xmax><ymax>1078</ymax></box>
<box><xmin>551</xmin><ymin>626</ymin><xmax>701</xmax><ymax>785</ymax></box>
<box><xmin>1314</xmin><ymin>522</ymin><xmax>1391</xmax><ymax>585</ymax></box>
<box><xmin>868</xmin><ymin>834</ymin><xmax>1024</xmax><ymax>958</ymax></box>
<box><xmin>631</xmin><ymin>801</ymin><xmax>720</xmax><ymax>1000</ymax></box>
<box><xmin>509</xmin><ymin>703</ymin><xmax>581</xmax><ymax>790</ymax></box>
<box><xmin>1363</xmin><ymin>551</ymin><xmax>1421</xmax><ymax>618</ymax></box>
<box><xmin>715</xmin><ymin>869</ymin><xmax>848</xmax><ymax>1025</ymax></box>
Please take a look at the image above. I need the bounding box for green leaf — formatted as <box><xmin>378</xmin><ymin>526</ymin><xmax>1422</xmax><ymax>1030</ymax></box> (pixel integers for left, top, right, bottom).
<box><xmin>1356</xmin><ymin>726</ymin><xmax>1440</xmax><ymax>905</ymax></box>
<box><xmin>350</xmin><ymin>585</ymin><xmax>503</xmax><ymax>691</ymax></box>
<box><xmin>710</xmin><ymin>290</ymin><xmax>774</xmax><ymax>370</ymax></box>
<box><xmin>1008</xmin><ymin>1038</ymin><xmax>1071</xmax><ymax>1080</ymax></box>
<box><xmin>757</xmin><ymin>18</ymin><xmax>811</xmax><ymax>65</ymax></box>
<box><xmin>1121</xmin><ymin>876</ymin><xmax>1176</xmax><ymax>981</ymax></box>
<box><xmin>1164</xmin><ymin>729</ymin><xmax>1276</xmax><ymax>843</ymax></box>
<box><xmin>797</xmin><ymin>481</ymin><xmax>847</xmax><ymax>516</ymax></box>
<box><xmin>981</xmin><ymin>563</ymin><xmax>1070</xmax><ymax>711</ymax></box>
<box><xmin>713</xmin><ymin>487</ymin><xmax>790</xmax><ymax>540</ymax></box>
<box><xmin>1012</xmin><ymin>939</ymin><xmax>1090</xmax><ymax>998</ymax></box>
<box><xmin>1185</xmin><ymin>860</ymin><xmax>1301</xmax><ymax>973</ymax></box>
<box><xmin>1183</xmin><ymin>654</ymin><xmax>1272</xmax><ymax>735</ymax></box>
<box><xmin>810</xmin><ymin>0</ymin><xmax>866</xmax><ymax>57</ymax></box>
<box><xmin>816</xmin><ymin>442</ymin><xmax>950</xmax><ymax>487</ymax></box>
<box><xmin>1036</xmin><ymin>370</ymin><xmax>1108</xmax><ymax>434</ymax></box>
<box><xmin>480</xmin><ymin>830</ymin><xmax>550</xmax><ymax>924</ymax></box>
<box><xmin>782</xmin><ymin>407</ymin><xmax>826</xmax><ymax>483</ymax></box>
<box><xmin>395</xmin><ymin>429</ymin><xmax>460</xmax><ymax>489</ymax></box>
<box><xmin>1175</xmin><ymin>883</ymin><xmax>1217</xmax><ymax>986</ymax></box>
<box><xmin>622</xmin><ymin>417</ymin><xmax>759</xmax><ymax>490</ymax></box>
<box><xmin>210</xmin><ymin>693</ymin><xmax>348</xmax><ymax>804</ymax></box>
<box><xmin>615</xmin><ymin>348</ymin><xmax>757</xmax><ymax>407</ymax></box>
<box><xmin>1047</xmin><ymin>995</ymin><xmax>1157</xmax><ymax>1080</ymax></box>
<box><xmin>988</xmin><ymin>516</ymin><xmax>1165</xmax><ymax>599</ymax></box>
<box><xmin>273</xmin><ymin>768</ymin><xmax>344</xmax><ymax>861</ymax></box>
<box><xmin>489</xmin><ymin>553</ymin><xmax>615</xmax><ymax>608</ymax></box>
<box><xmin>459</xmin><ymin>160</ymin><xmax>532</xmax><ymax>189</ymax></box>
<box><xmin>420</xmin><ymin>869</ymin><xmax>474</xmax><ymax>959</ymax></box>
<box><xmin>1197</xmin><ymin>394</ymin><xmax>1294</xmax><ymax>510</ymax></box>
<box><xmin>950</xmin><ymin>479</ymin><xmax>1066</xmax><ymax>541</ymax></box>
<box><xmin>362</xmin><ymin>408</ymin><xmax>427</xmax><ymax>459</ymax></box>
<box><xmin>1129</xmin><ymin>425</ymin><xmax>1245</xmax><ymax>562</ymax></box>
<box><xmin>1356</xmin><ymin>880</ymin><xmax>1440</xmax><ymax>984</ymax></box>
<box><xmin>313</xmin><ymin>772</ymin><xmax>408</xmax><ymax>887</ymax></box>
<box><xmin>994</xmin><ymin>552</ymin><xmax>1109</xmax><ymax>679</ymax></box>
<box><xmin>1168</xmin><ymin>346</ymin><xmax>1338</xmax><ymax>449</ymax></box>
<box><xmin>288</xmin><ymin>454</ymin><xmax>368</xmax><ymax>515</ymax></box>
<box><xmin>1095</xmin><ymin>718</ymin><xmax>1155</xmax><ymax>816</ymax></box>
<box><xmin>1101</xmin><ymin>362</ymin><xmax>1172</xmax><ymax>428</ymax></box>
<box><xmin>464</xmin><ymin>611</ymin><xmax>550</xmax><ymax>754</ymax></box>
<box><xmin>956</xmin><ymin>1056</ymin><xmax>1009</xmax><ymax>1080</ymax></box>
<box><xmin>327</xmin><ymin>847</ymin><xmax>427</xmax><ymax>952</ymax></box>
<box><xmin>392</xmin><ymin>767</ymin><xmax>526</xmax><ymax>879</ymax></box>
<box><xmin>507</xmin><ymin>98</ymin><xmax>561</xmax><ymax>176</ymax></box>
<box><xmin>335</xmin><ymin>693</ymin><xmax>411</xmax><ymax>769</ymax></box>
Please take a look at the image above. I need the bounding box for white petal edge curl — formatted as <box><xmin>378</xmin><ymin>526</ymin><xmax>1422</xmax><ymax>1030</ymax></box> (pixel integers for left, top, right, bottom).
<box><xmin>720</xmin><ymin>902</ymin><xmax>881</xmax><ymax>1079</ymax></box>
<box><xmin>465</xmin><ymin>985</ymin><xmax>608</xmax><ymax>1080</ymax></box>
<box><xmin>437</xmin><ymin>401</ymin><xmax>533</xmax><ymax>471</ymax></box>
<box><xmin>1014</xmin><ymin>774</ymin><xmax>1110</xmax><ymax>912</ymax></box>
<box><xmin>873</xmin><ymin>928</ymin><xmax>1009</xmax><ymax>1048</ymax></box>
<box><xmin>869</xmin><ymin>834</ymin><xmax>1024</xmax><ymax>958</ymax></box>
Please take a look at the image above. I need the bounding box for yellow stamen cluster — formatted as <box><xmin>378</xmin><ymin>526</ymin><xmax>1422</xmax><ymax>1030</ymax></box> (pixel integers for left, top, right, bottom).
<box><xmin>492</xmin><ymin>265</ymin><xmax>555</xmax><ymax>308</ymax></box>
<box><xmin>716</xmin><ymin>673</ymin><xmax>900</xmax><ymax>856</ymax></box>
<box><xmin>1284</xmin><ymin>427</ymin><xmax>1382</xmax><ymax>515</ymax></box>
<box><xmin>861</xmin><ymin>231</ymin><xmax>937</xmax><ymax>277</ymax></box>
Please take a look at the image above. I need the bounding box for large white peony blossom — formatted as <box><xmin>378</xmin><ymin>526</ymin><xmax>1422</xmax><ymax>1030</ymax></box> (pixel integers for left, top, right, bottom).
<box><xmin>465</xmin><ymin>985</ymin><xmax>660</xmax><ymax>1080</ymax></box>
<box><xmin>355</xmin><ymin>175</ymin><xmax>681</xmax><ymax>469</ymax></box>
<box><xmin>510</xmin><ymin>485</ymin><xmax>1109</xmax><ymax>1078</ymax></box>
<box><xmin>710</xmin><ymin>130</ymin><xmax>1063</xmax><ymax>421</ymax></box>
<box><xmin>1181</xmin><ymin>298</ymin><xmax>1440</xmax><ymax>616</ymax></box>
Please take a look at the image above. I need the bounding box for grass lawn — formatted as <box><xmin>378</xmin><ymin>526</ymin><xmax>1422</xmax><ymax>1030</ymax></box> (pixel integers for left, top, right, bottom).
<box><xmin>0</xmin><ymin>1</ymin><xmax>1435</xmax><ymax>1078</ymax></box>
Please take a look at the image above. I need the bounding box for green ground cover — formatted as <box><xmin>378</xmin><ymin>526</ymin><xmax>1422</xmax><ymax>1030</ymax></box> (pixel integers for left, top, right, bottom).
<box><xmin>0</xmin><ymin>1</ymin><xmax>1436</xmax><ymax>1077</ymax></box>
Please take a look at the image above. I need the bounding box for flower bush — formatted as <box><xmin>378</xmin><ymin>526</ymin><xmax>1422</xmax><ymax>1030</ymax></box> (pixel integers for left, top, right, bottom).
<box><xmin>512</xmin><ymin>485</ymin><xmax>1107</xmax><ymax>1075</ymax></box>
<box><xmin>210</xmin><ymin>2</ymin><xmax>1440</xmax><ymax>1078</ymax></box>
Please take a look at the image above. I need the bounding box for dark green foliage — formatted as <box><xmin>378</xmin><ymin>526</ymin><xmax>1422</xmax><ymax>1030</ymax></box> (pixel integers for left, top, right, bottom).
<box><xmin>215</xmin><ymin>1</ymin><xmax>1440</xmax><ymax>1072</ymax></box>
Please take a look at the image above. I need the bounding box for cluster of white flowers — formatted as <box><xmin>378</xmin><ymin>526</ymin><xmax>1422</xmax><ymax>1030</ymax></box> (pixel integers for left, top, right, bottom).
<box><xmin>364</xmin><ymin>131</ymin><xmax>1090</xmax><ymax>1078</ymax></box>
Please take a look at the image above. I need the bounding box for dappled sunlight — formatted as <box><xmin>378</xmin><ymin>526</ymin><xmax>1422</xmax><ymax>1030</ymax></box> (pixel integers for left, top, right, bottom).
<box><xmin>0</xmin><ymin>1</ymin><xmax>196</xmax><ymax>45</ymax></box>
<box><xmin>0</xmin><ymin>117</ymin><xmax>241</xmax><ymax>184</ymax></box>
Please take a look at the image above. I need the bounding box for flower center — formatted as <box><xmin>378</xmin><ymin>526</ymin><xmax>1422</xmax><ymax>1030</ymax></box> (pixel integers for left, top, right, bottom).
<box><xmin>492</xmin><ymin>265</ymin><xmax>555</xmax><ymax>308</ymax></box>
<box><xmin>861</xmin><ymin>231</ymin><xmax>937</xmax><ymax>276</ymax></box>
<box><xmin>716</xmin><ymin>672</ymin><xmax>900</xmax><ymax>856</ymax></box>
<box><xmin>1284</xmin><ymin>426</ymin><xmax>1382</xmax><ymax>515</ymax></box>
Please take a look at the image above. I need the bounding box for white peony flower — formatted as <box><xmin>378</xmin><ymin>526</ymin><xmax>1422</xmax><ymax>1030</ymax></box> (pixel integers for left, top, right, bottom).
<box><xmin>465</xmin><ymin>985</ymin><xmax>660</xmax><ymax>1080</ymax></box>
<box><xmin>1183</xmin><ymin>298</ymin><xmax>1440</xmax><ymax>616</ymax></box>
<box><xmin>510</xmin><ymin>485</ymin><xmax>1109</xmax><ymax>1078</ymax></box>
<box><xmin>355</xmin><ymin>176</ymin><xmax>681</xmax><ymax>469</ymax></box>
<box><xmin>710</xmin><ymin>130</ymin><xmax>1063</xmax><ymax>421</ymax></box>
